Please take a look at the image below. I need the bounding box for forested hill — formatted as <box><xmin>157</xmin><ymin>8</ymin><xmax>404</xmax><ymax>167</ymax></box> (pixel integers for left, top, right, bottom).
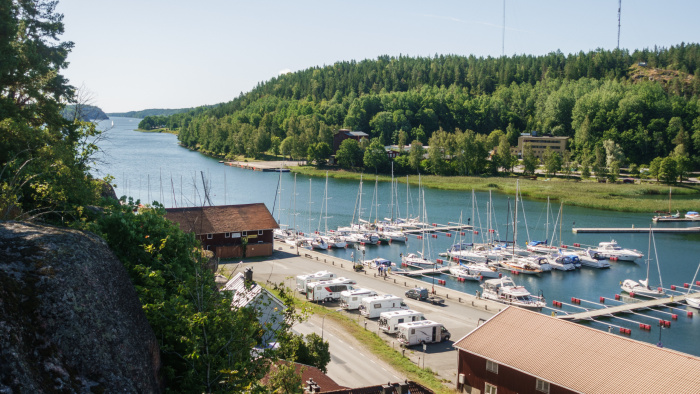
<box><xmin>62</xmin><ymin>104</ymin><xmax>109</xmax><ymax>121</ymax></box>
<box><xmin>109</xmin><ymin>107</ymin><xmax>198</xmax><ymax>118</ymax></box>
<box><xmin>158</xmin><ymin>44</ymin><xmax>700</xmax><ymax>173</ymax></box>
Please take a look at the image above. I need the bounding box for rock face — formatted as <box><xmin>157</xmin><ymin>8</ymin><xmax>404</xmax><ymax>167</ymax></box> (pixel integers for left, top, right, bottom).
<box><xmin>0</xmin><ymin>222</ymin><xmax>161</xmax><ymax>393</ymax></box>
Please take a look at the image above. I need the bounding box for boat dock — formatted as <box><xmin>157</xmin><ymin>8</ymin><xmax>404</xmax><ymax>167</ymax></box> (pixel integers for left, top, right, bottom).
<box><xmin>572</xmin><ymin>227</ymin><xmax>700</xmax><ymax>234</ymax></box>
<box><xmin>558</xmin><ymin>292</ymin><xmax>700</xmax><ymax>321</ymax></box>
<box><xmin>223</xmin><ymin>160</ymin><xmax>306</xmax><ymax>172</ymax></box>
<box><xmin>653</xmin><ymin>217</ymin><xmax>700</xmax><ymax>223</ymax></box>
<box><xmin>399</xmin><ymin>266</ymin><xmax>451</xmax><ymax>277</ymax></box>
<box><xmin>403</xmin><ymin>224</ymin><xmax>473</xmax><ymax>235</ymax></box>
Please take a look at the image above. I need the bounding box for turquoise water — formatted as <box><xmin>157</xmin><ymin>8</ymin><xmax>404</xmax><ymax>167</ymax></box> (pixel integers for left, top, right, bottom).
<box><xmin>94</xmin><ymin>117</ymin><xmax>700</xmax><ymax>356</ymax></box>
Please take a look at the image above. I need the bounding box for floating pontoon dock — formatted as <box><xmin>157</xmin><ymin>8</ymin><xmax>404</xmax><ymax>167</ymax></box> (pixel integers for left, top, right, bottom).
<box><xmin>558</xmin><ymin>292</ymin><xmax>700</xmax><ymax>321</ymax></box>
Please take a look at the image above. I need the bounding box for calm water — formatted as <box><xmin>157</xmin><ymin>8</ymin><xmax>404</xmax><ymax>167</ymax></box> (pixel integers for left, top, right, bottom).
<box><xmin>94</xmin><ymin>117</ymin><xmax>700</xmax><ymax>355</ymax></box>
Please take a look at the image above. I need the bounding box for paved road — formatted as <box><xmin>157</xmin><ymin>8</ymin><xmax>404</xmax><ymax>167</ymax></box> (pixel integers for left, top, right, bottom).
<box><xmin>221</xmin><ymin>248</ymin><xmax>500</xmax><ymax>388</ymax></box>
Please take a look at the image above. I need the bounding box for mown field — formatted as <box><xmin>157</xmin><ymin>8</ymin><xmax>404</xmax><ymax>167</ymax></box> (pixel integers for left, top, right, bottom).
<box><xmin>291</xmin><ymin>166</ymin><xmax>700</xmax><ymax>213</ymax></box>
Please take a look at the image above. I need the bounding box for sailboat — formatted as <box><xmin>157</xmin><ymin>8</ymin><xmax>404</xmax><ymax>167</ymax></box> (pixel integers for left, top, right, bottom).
<box><xmin>402</xmin><ymin>190</ymin><xmax>435</xmax><ymax>268</ymax></box>
<box><xmin>621</xmin><ymin>227</ymin><xmax>664</xmax><ymax>296</ymax></box>
<box><xmin>653</xmin><ymin>188</ymin><xmax>679</xmax><ymax>221</ymax></box>
<box><xmin>686</xmin><ymin>263</ymin><xmax>700</xmax><ymax>308</ymax></box>
<box><xmin>319</xmin><ymin>172</ymin><xmax>347</xmax><ymax>248</ymax></box>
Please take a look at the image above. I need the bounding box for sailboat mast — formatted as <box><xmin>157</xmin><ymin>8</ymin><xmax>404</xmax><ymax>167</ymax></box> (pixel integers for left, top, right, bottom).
<box><xmin>514</xmin><ymin>180</ymin><xmax>519</xmax><ymax>247</ymax></box>
<box><xmin>471</xmin><ymin>189</ymin><xmax>475</xmax><ymax>244</ymax></box>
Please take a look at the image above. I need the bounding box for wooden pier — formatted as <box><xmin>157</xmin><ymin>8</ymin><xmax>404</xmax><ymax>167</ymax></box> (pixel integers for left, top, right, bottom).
<box><xmin>403</xmin><ymin>224</ymin><xmax>473</xmax><ymax>235</ymax></box>
<box><xmin>558</xmin><ymin>292</ymin><xmax>700</xmax><ymax>321</ymax></box>
<box><xmin>653</xmin><ymin>217</ymin><xmax>700</xmax><ymax>223</ymax></box>
<box><xmin>400</xmin><ymin>266</ymin><xmax>451</xmax><ymax>277</ymax></box>
<box><xmin>223</xmin><ymin>160</ymin><xmax>305</xmax><ymax>172</ymax></box>
<box><xmin>572</xmin><ymin>227</ymin><xmax>700</xmax><ymax>234</ymax></box>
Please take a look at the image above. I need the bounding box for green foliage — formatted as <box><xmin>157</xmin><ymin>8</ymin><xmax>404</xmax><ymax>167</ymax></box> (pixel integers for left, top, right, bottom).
<box><xmin>543</xmin><ymin>148</ymin><xmax>563</xmax><ymax>177</ymax></box>
<box><xmin>522</xmin><ymin>143</ymin><xmax>539</xmax><ymax>175</ymax></box>
<box><xmin>277</xmin><ymin>333</ymin><xmax>331</xmax><ymax>373</ymax></box>
<box><xmin>87</xmin><ymin>200</ymin><xmax>271</xmax><ymax>392</ymax></box>
<box><xmin>660</xmin><ymin>156</ymin><xmax>678</xmax><ymax>183</ymax></box>
<box><xmin>308</xmin><ymin>142</ymin><xmax>331</xmax><ymax>167</ymax></box>
<box><xmin>363</xmin><ymin>138</ymin><xmax>389</xmax><ymax>173</ymax></box>
<box><xmin>0</xmin><ymin>1</ymin><xmax>102</xmax><ymax>221</ymax></box>
<box><xmin>267</xmin><ymin>363</ymin><xmax>304</xmax><ymax>393</ymax></box>
<box><xmin>336</xmin><ymin>139</ymin><xmax>362</xmax><ymax>169</ymax></box>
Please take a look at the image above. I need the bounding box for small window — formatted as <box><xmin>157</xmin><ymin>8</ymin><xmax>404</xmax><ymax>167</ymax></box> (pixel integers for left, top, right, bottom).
<box><xmin>225</xmin><ymin>232</ymin><xmax>231</xmax><ymax>238</ymax></box>
<box><xmin>373</xmin><ymin>303</ymin><xmax>381</xmax><ymax>309</ymax></box>
<box><xmin>242</xmin><ymin>231</ymin><xmax>247</xmax><ymax>236</ymax></box>
<box><xmin>207</xmin><ymin>234</ymin><xmax>213</xmax><ymax>239</ymax></box>
<box><xmin>536</xmin><ymin>379</ymin><xmax>550</xmax><ymax>393</ymax></box>
<box><xmin>486</xmin><ymin>360</ymin><xmax>498</xmax><ymax>374</ymax></box>
<box><xmin>410</xmin><ymin>329</ymin><xmax>415</xmax><ymax>334</ymax></box>
<box><xmin>484</xmin><ymin>383</ymin><xmax>497</xmax><ymax>394</ymax></box>
<box><xmin>258</xmin><ymin>230</ymin><xmax>263</xmax><ymax>235</ymax></box>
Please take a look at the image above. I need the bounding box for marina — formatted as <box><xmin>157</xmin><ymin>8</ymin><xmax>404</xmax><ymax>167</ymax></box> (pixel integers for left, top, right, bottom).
<box><xmin>95</xmin><ymin>117</ymin><xmax>700</xmax><ymax>357</ymax></box>
<box><xmin>401</xmin><ymin>223</ymin><xmax>474</xmax><ymax>235</ymax></box>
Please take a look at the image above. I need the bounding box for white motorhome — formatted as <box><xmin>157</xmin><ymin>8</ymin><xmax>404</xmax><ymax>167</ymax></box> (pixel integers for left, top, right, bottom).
<box><xmin>306</xmin><ymin>278</ymin><xmax>357</xmax><ymax>302</ymax></box>
<box><xmin>296</xmin><ymin>270</ymin><xmax>337</xmax><ymax>293</ymax></box>
<box><xmin>378</xmin><ymin>310</ymin><xmax>425</xmax><ymax>334</ymax></box>
<box><xmin>396</xmin><ymin>320</ymin><xmax>450</xmax><ymax>346</ymax></box>
<box><xmin>359</xmin><ymin>295</ymin><xmax>408</xmax><ymax>319</ymax></box>
<box><xmin>339</xmin><ymin>288</ymin><xmax>379</xmax><ymax>310</ymax></box>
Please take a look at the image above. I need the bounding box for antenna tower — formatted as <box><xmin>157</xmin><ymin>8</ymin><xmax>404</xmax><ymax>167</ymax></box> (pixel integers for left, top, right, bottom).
<box><xmin>617</xmin><ymin>0</ymin><xmax>621</xmax><ymax>49</ymax></box>
<box><xmin>502</xmin><ymin>0</ymin><xmax>506</xmax><ymax>56</ymax></box>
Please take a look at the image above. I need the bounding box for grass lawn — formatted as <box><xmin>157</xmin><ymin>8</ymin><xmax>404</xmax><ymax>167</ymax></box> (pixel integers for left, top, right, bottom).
<box><xmin>291</xmin><ymin>166</ymin><xmax>700</xmax><ymax>213</ymax></box>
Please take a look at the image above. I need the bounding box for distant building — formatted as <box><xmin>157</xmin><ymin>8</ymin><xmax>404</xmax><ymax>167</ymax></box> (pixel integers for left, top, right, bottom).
<box><xmin>165</xmin><ymin>203</ymin><xmax>278</xmax><ymax>258</ymax></box>
<box><xmin>513</xmin><ymin>132</ymin><xmax>568</xmax><ymax>160</ymax></box>
<box><xmin>221</xmin><ymin>268</ymin><xmax>286</xmax><ymax>344</ymax></box>
<box><xmin>332</xmin><ymin>129</ymin><xmax>369</xmax><ymax>154</ymax></box>
<box><xmin>453</xmin><ymin>306</ymin><xmax>700</xmax><ymax>394</ymax></box>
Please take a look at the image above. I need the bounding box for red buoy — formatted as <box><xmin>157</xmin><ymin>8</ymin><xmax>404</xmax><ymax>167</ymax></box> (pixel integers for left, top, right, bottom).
<box><xmin>688</xmin><ymin>311</ymin><xmax>694</xmax><ymax>318</ymax></box>
<box><xmin>671</xmin><ymin>285</ymin><xmax>677</xmax><ymax>290</ymax></box>
<box><xmin>672</xmin><ymin>314</ymin><xmax>678</xmax><ymax>320</ymax></box>
<box><xmin>600</xmin><ymin>297</ymin><xmax>605</xmax><ymax>303</ymax></box>
<box><xmin>615</xmin><ymin>294</ymin><xmax>620</xmax><ymax>300</ymax></box>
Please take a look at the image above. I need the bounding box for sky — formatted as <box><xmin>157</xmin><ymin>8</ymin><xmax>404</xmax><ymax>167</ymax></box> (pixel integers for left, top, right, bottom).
<box><xmin>55</xmin><ymin>0</ymin><xmax>700</xmax><ymax>113</ymax></box>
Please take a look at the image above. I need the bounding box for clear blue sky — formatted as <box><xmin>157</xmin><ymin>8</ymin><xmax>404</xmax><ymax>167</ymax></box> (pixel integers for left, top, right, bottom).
<box><xmin>56</xmin><ymin>0</ymin><xmax>700</xmax><ymax>113</ymax></box>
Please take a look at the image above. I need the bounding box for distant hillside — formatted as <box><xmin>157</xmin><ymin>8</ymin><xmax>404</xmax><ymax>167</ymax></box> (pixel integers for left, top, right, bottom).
<box><xmin>62</xmin><ymin>104</ymin><xmax>109</xmax><ymax>121</ymax></box>
<box><xmin>108</xmin><ymin>108</ymin><xmax>199</xmax><ymax>118</ymax></box>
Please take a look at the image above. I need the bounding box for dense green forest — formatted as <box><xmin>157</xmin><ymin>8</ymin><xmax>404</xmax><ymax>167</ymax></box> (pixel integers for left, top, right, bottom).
<box><xmin>155</xmin><ymin>45</ymin><xmax>700</xmax><ymax>179</ymax></box>
<box><xmin>110</xmin><ymin>107</ymin><xmax>200</xmax><ymax>119</ymax></box>
<box><xmin>62</xmin><ymin>104</ymin><xmax>109</xmax><ymax>121</ymax></box>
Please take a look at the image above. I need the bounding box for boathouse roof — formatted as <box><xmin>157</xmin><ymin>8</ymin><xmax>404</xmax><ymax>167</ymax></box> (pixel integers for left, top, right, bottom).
<box><xmin>165</xmin><ymin>203</ymin><xmax>278</xmax><ymax>234</ymax></box>
<box><xmin>453</xmin><ymin>306</ymin><xmax>700</xmax><ymax>393</ymax></box>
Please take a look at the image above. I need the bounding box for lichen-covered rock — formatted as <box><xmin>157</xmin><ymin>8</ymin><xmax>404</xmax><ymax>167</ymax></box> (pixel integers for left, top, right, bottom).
<box><xmin>0</xmin><ymin>222</ymin><xmax>161</xmax><ymax>393</ymax></box>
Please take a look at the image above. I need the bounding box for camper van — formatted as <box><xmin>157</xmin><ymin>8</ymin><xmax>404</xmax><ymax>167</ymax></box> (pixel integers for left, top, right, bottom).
<box><xmin>296</xmin><ymin>270</ymin><xmax>337</xmax><ymax>293</ymax></box>
<box><xmin>339</xmin><ymin>288</ymin><xmax>379</xmax><ymax>310</ymax></box>
<box><xmin>359</xmin><ymin>295</ymin><xmax>408</xmax><ymax>319</ymax></box>
<box><xmin>396</xmin><ymin>320</ymin><xmax>450</xmax><ymax>346</ymax></box>
<box><xmin>378</xmin><ymin>310</ymin><xmax>425</xmax><ymax>334</ymax></box>
<box><xmin>306</xmin><ymin>278</ymin><xmax>357</xmax><ymax>302</ymax></box>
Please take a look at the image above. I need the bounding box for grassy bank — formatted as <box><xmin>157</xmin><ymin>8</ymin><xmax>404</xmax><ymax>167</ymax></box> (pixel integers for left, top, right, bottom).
<box><xmin>291</xmin><ymin>166</ymin><xmax>700</xmax><ymax>213</ymax></box>
<box><xmin>137</xmin><ymin>127</ymin><xmax>178</xmax><ymax>135</ymax></box>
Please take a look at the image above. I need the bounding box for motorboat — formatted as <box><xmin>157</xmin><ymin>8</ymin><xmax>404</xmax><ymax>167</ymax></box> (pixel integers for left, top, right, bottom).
<box><xmin>480</xmin><ymin>276</ymin><xmax>545</xmax><ymax>309</ymax></box>
<box><xmin>448</xmin><ymin>263</ymin><xmax>483</xmax><ymax>281</ymax></box>
<box><xmin>568</xmin><ymin>248</ymin><xmax>610</xmax><ymax>268</ymax></box>
<box><xmin>526</xmin><ymin>240</ymin><xmax>559</xmax><ymax>255</ymax></box>
<box><xmin>363</xmin><ymin>257</ymin><xmax>406</xmax><ymax>273</ymax></box>
<box><xmin>687</xmin><ymin>297</ymin><xmax>700</xmax><ymax>308</ymax></box>
<box><xmin>545</xmin><ymin>253</ymin><xmax>576</xmax><ymax>271</ymax></box>
<box><xmin>652</xmin><ymin>210</ymin><xmax>680</xmax><ymax>222</ymax></box>
<box><xmin>321</xmin><ymin>234</ymin><xmax>347</xmax><ymax>249</ymax></box>
<box><xmin>685</xmin><ymin>211</ymin><xmax>700</xmax><ymax>220</ymax></box>
<box><xmin>309</xmin><ymin>236</ymin><xmax>329</xmax><ymax>250</ymax></box>
<box><xmin>594</xmin><ymin>240</ymin><xmax>643</xmax><ymax>262</ymax></box>
<box><xmin>459</xmin><ymin>261</ymin><xmax>500</xmax><ymax>278</ymax></box>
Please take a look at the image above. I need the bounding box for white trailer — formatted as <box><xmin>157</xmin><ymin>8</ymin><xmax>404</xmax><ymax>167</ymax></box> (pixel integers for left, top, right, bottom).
<box><xmin>359</xmin><ymin>295</ymin><xmax>408</xmax><ymax>319</ymax></box>
<box><xmin>378</xmin><ymin>310</ymin><xmax>425</xmax><ymax>334</ymax></box>
<box><xmin>339</xmin><ymin>288</ymin><xmax>378</xmax><ymax>310</ymax></box>
<box><xmin>296</xmin><ymin>270</ymin><xmax>337</xmax><ymax>293</ymax></box>
<box><xmin>306</xmin><ymin>278</ymin><xmax>357</xmax><ymax>302</ymax></box>
<box><xmin>396</xmin><ymin>320</ymin><xmax>451</xmax><ymax>347</ymax></box>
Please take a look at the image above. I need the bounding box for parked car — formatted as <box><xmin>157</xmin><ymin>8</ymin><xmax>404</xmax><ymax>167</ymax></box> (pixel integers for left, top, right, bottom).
<box><xmin>405</xmin><ymin>287</ymin><xmax>429</xmax><ymax>301</ymax></box>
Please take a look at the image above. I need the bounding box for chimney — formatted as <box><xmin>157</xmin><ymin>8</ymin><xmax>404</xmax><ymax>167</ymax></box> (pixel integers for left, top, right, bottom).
<box><xmin>381</xmin><ymin>382</ymin><xmax>394</xmax><ymax>394</ymax></box>
<box><xmin>397</xmin><ymin>381</ymin><xmax>410</xmax><ymax>394</ymax></box>
<box><xmin>305</xmin><ymin>378</ymin><xmax>321</xmax><ymax>393</ymax></box>
<box><xmin>244</xmin><ymin>267</ymin><xmax>253</xmax><ymax>287</ymax></box>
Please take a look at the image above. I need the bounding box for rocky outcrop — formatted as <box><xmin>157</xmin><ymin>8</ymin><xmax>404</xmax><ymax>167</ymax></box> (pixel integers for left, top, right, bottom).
<box><xmin>0</xmin><ymin>222</ymin><xmax>161</xmax><ymax>393</ymax></box>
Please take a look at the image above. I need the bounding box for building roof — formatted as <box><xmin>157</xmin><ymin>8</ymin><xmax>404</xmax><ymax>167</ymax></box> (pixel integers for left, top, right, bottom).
<box><xmin>337</xmin><ymin>129</ymin><xmax>368</xmax><ymax>138</ymax></box>
<box><xmin>519</xmin><ymin>135</ymin><xmax>569</xmax><ymax>140</ymax></box>
<box><xmin>221</xmin><ymin>272</ymin><xmax>286</xmax><ymax>310</ymax></box>
<box><xmin>321</xmin><ymin>381</ymin><xmax>433</xmax><ymax>394</ymax></box>
<box><xmin>453</xmin><ymin>307</ymin><xmax>700</xmax><ymax>393</ymax></box>
<box><xmin>165</xmin><ymin>203</ymin><xmax>278</xmax><ymax>234</ymax></box>
<box><xmin>259</xmin><ymin>360</ymin><xmax>346</xmax><ymax>391</ymax></box>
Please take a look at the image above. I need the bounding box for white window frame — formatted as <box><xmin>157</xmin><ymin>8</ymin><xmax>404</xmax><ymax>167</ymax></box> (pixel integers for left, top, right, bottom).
<box><xmin>206</xmin><ymin>234</ymin><xmax>213</xmax><ymax>240</ymax></box>
<box><xmin>486</xmin><ymin>360</ymin><xmax>498</xmax><ymax>374</ymax></box>
<box><xmin>242</xmin><ymin>231</ymin><xmax>247</xmax><ymax>236</ymax></box>
<box><xmin>484</xmin><ymin>382</ymin><xmax>497</xmax><ymax>394</ymax></box>
<box><xmin>536</xmin><ymin>379</ymin><xmax>550</xmax><ymax>393</ymax></box>
<box><xmin>258</xmin><ymin>229</ymin><xmax>263</xmax><ymax>235</ymax></box>
<box><xmin>225</xmin><ymin>232</ymin><xmax>231</xmax><ymax>238</ymax></box>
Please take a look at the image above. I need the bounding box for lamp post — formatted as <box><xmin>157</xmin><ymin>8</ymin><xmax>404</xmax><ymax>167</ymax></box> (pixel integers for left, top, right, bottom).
<box><xmin>321</xmin><ymin>313</ymin><xmax>326</xmax><ymax>340</ymax></box>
